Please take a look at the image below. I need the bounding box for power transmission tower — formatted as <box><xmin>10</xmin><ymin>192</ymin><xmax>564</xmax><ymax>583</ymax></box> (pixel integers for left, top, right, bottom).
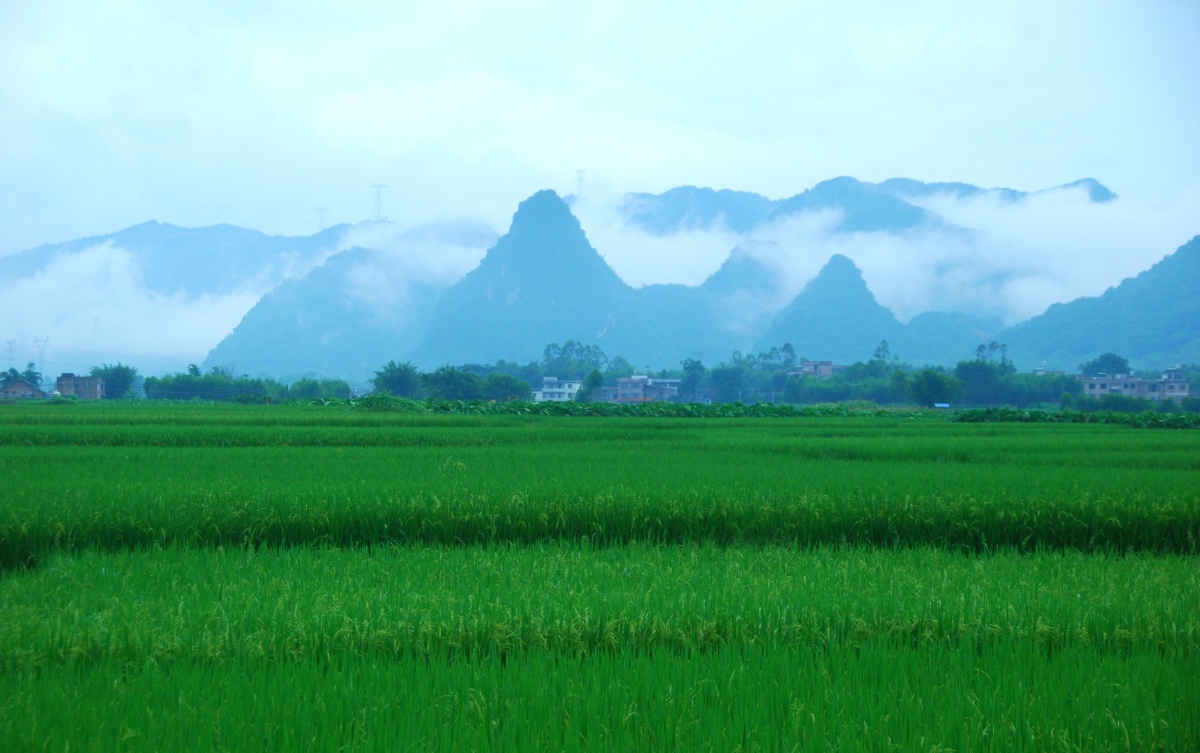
<box><xmin>369</xmin><ymin>184</ymin><xmax>388</xmax><ymax>222</ymax></box>
<box><xmin>34</xmin><ymin>337</ymin><xmax>49</xmax><ymax>370</ymax></box>
<box><xmin>3</xmin><ymin>339</ymin><xmax>14</xmax><ymax>369</ymax></box>
<box><xmin>575</xmin><ymin>170</ymin><xmax>585</xmax><ymax>195</ymax></box>
<box><xmin>316</xmin><ymin>207</ymin><xmax>329</xmax><ymax>230</ymax></box>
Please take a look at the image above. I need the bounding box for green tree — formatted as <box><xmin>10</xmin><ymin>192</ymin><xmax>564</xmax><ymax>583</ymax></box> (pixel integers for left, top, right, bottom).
<box><xmin>421</xmin><ymin>366</ymin><xmax>483</xmax><ymax>400</ymax></box>
<box><xmin>574</xmin><ymin>369</ymin><xmax>604</xmax><ymax>402</ymax></box>
<box><xmin>90</xmin><ymin>363</ymin><xmax>139</xmax><ymax>399</ymax></box>
<box><xmin>482</xmin><ymin>373</ymin><xmax>531</xmax><ymax>401</ymax></box>
<box><xmin>889</xmin><ymin>369</ymin><xmax>910</xmax><ymax>404</ymax></box>
<box><xmin>1079</xmin><ymin>353</ymin><xmax>1130</xmax><ymax>376</ymax></box>
<box><xmin>679</xmin><ymin>358</ymin><xmax>706</xmax><ymax>402</ymax></box>
<box><xmin>909</xmin><ymin>368</ymin><xmax>962</xmax><ymax>406</ymax></box>
<box><xmin>19</xmin><ymin>363</ymin><xmax>43</xmax><ymax>388</ymax></box>
<box><xmin>0</xmin><ymin>368</ymin><xmax>20</xmax><ymax>386</ymax></box>
<box><xmin>709</xmin><ymin>364</ymin><xmax>746</xmax><ymax>403</ymax></box>
<box><xmin>373</xmin><ymin>360</ymin><xmax>420</xmax><ymax>397</ymax></box>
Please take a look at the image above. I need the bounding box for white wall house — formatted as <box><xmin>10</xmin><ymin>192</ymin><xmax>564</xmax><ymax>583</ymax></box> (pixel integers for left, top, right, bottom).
<box><xmin>532</xmin><ymin>376</ymin><xmax>582</xmax><ymax>402</ymax></box>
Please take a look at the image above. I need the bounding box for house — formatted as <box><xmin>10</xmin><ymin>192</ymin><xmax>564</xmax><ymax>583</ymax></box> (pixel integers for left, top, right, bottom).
<box><xmin>615</xmin><ymin>375</ymin><xmax>680</xmax><ymax>403</ymax></box>
<box><xmin>0</xmin><ymin>379</ymin><xmax>46</xmax><ymax>400</ymax></box>
<box><xmin>1082</xmin><ymin>370</ymin><xmax>1190</xmax><ymax>402</ymax></box>
<box><xmin>787</xmin><ymin>361</ymin><xmax>845</xmax><ymax>380</ymax></box>
<box><xmin>56</xmin><ymin>373</ymin><xmax>105</xmax><ymax>400</ymax></box>
<box><xmin>532</xmin><ymin>376</ymin><xmax>582</xmax><ymax>402</ymax></box>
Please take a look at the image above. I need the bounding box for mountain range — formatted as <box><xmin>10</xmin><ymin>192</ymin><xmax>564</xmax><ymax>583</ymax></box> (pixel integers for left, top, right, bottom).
<box><xmin>2</xmin><ymin>176</ymin><xmax>1194</xmax><ymax>384</ymax></box>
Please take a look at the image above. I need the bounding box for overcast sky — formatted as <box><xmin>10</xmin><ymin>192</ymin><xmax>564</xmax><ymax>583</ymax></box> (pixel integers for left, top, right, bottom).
<box><xmin>2</xmin><ymin>0</ymin><xmax>1198</xmax><ymax>255</ymax></box>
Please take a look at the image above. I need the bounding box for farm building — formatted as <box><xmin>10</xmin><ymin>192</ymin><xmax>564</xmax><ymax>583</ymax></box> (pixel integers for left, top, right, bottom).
<box><xmin>1082</xmin><ymin>369</ymin><xmax>1190</xmax><ymax>402</ymax></box>
<box><xmin>1</xmin><ymin>379</ymin><xmax>46</xmax><ymax>400</ymax></box>
<box><xmin>56</xmin><ymin>373</ymin><xmax>105</xmax><ymax>400</ymax></box>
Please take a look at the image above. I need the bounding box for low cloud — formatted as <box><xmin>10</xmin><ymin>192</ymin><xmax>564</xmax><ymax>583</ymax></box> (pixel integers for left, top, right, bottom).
<box><xmin>335</xmin><ymin>219</ymin><xmax>497</xmax><ymax>318</ymax></box>
<box><xmin>573</xmin><ymin>182</ymin><xmax>1200</xmax><ymax>327</ymax></box>
<box><xmin>0</xmin><ymin>243</ymin><xmax>265</xmax><ymax>372</ymax></box>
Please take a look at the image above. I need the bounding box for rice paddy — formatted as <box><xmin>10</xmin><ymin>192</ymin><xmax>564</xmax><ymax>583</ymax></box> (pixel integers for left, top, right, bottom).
<box><xmin>1</xmin><ymin>402</ymin><xmax>1197</xmax><ymax>751</ymax></box>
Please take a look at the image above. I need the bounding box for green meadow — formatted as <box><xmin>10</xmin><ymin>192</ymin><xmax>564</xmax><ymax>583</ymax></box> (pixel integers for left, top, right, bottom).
<box><xmin>1</xmin><ymin>402</ymin><xmax>1197</xmax><ymax>751</ymax></box>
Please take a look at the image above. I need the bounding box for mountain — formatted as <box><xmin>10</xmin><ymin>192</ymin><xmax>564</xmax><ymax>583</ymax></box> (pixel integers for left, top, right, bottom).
<box><xmin>878</xmin><ymin>177</ymin><xmax>1116</xmax><ymax>204</ymax></box>
<box><xmin>0</xmin><ymin>221</ymin><xmax>347</xmax><ymax>296</ymax></box>
<box><xmin>418</xmin><ymin>191</ymin><xmax>636</xmax><ymax>366</ymax></box>
<box><xmin>768</xmin><ymin>176</ymin><xmax>953</xmax><ymax>233</ymax></box>
<box><xmin>998</xmin><ymin>236</ymin><xmax>1200</xmax><ymax>370</ymax></box>
<box><xmin>619</xmin><ymin>177</ymin><xmax>1117</xmax><ymax>236</ymax></box>
<box><xmin>898</xmin><ymin>311</ymin><xmax>1004</xmax><ymax>366</ymax></box>
<box><xmin>618</xmin><ymin>187</ymin><xmax>775</xmax><ymax>234</ymax></box>
<box><xmin>204</xmin><ymin>220</ymin><xmax>497</xmax><ymax>382</ymax></box>
<box><xmin>758</xmin><ymin>255</ymin><xmax>904</xmax><ymax>363</ymax></box>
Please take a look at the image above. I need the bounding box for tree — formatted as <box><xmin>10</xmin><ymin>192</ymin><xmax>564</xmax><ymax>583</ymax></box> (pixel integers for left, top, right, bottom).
<box><xmin>679</xmin><ymin>358</ymin><xmax>706</xmax><ymax>401</ymax></box>
<box><xmin>421</xmin><ymin>366</ymin><xmax>483</xmax><ymax>400</ymax></box>
<box><xmin>19</xmin><ymin>363</ymin><xmax>43</xmax><ymax>388</ymax></box>
<box><xmin>482</xmin><ymin>373</ymin><xmax>531</xmax><ymax>401</ymax></box>
<box><xmin>574</xmin><ymin>369</ymin><xmax>604</xmax><ymax>402</ymax></box>
<box><xmin>1079</xmin><ymin>353</ymin><xmax>1130</xmax><ymax>376</ymax></box>
<box><xmin>0</xmin><ymin>368</ymin><xmax>19</xmax><ymax>386</ymax></box>
<box><xmin>909</xmin><ymin>368</ymin><xmax>962</xmax><ymax>406</ymax></box>
<box><xmin>889</xmin><ymin>369</ymin><xmax>910</xmax><ymax>404</ymax></box>
<box><xmin>709</xmin><ymin>365</ymin><xmax>745</xmax><ymax>403</ymax></box>
<box><xmin>373</xmin><ymin>360</ymin><xmax>420</xmax><ymax>397</ymax></box>
<box><xmin>90</xmin><ymin>363</ymin><xmax>139</xmax><ymax>399</ymax></box>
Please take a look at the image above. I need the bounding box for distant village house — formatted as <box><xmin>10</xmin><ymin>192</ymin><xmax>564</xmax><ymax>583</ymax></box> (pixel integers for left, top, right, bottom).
<box><xmin>1082</xmin><ymin>369</ymin><xmax>1189</xmax><ymax>402</ymax></box>
<box><xmin>56</xmin><ymin>373</ymin><xmax>105</xmax><ymax>400</ymax></box>
<box><xmin>1</xmin><ymin>379</ymin><xmax>46</xmax><ymax>400</ymax></box>
<box><xmin>531</xmin><ymin>377</ymin><xmax>582</xmax><ymax>402</ymax></box>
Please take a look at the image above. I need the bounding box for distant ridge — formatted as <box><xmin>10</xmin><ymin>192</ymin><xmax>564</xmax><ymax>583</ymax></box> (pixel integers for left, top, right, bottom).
<box><xmin>999</xmin><ymin>236</ymin><xmax>1200</xmax><ymax>369</ymax></box>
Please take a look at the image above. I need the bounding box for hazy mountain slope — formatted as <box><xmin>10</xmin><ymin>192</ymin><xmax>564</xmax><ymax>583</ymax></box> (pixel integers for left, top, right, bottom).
<box><xmin>202</xmin><ymin>247</ymin><xmax>446</xmax><ymax>383</ymax></box>
<box><xmin>618</xmin><ymin>187</ymin><xmax>775</xmax><ymax>234</ymax></box>
<box><xmin>898</xmin><ymin>311</ymin><xmax>1004</xmax><ymax>366</ymax></box>
<box><xmin>878</xmin><ymin>177</ymin><xmax>1116</xmax><ymax>203</ymax></box>
<box><xmin>418</xmin><ymin>190</ymin><xmax>636</xmax><ymax>366</ymax></box>
<box><xmin>0</xmin><ymin>221</ymin><xmax>347</xmax><ymax>296</ymax></box>
<box><xmin>203</xmin><ymin>219</ymin><xmax>496</xmax><ymax>382</ymax></box>
<box><xmin>999</xmin><ymin>236</ymin><xmax>1200</xmax><ymax>370</ymax></box>
<box><xmin>758</xmin><ymin>254</ymin><xmax>904</xmax><ymax>363</ymax></box>
<box><xmin>768</xmin><ymin>177</ymin><xmax>953</xmax><ymax>233</ymax></box>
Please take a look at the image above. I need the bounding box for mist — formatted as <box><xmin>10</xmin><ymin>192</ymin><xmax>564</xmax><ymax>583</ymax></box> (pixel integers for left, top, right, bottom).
<box><xmin>0</xmin><ymin>243</ymin><xmax>265</xmax><ymax>375</ymax></box>
<box><xmin>573</xmin><ymin>182</ymin><xmax>1200</xmax><ymax>326</ymax></box>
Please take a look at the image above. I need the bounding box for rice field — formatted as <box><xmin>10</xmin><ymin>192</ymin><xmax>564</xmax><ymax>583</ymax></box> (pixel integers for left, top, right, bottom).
<box><xmin>1</xmin><ymin>402</ymin><xmax>1197</xmax><ymax>751</ymax></box>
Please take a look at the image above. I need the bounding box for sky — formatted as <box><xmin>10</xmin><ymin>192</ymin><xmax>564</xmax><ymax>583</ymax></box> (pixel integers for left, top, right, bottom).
<box><xmin>1</xmin><ymin>0</ymin><xmax>1198</xmax><ymax>372</ymax></box>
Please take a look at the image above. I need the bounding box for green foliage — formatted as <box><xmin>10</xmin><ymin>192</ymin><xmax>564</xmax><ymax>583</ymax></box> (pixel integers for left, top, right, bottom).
<box><xmin>1080</xmin><ymin>352</ymin><xmax>1130</xmax><ymax>376</ymax></box>
<box><xmin>420</xmin><ymin>366</ymin><xmax>483</xmax><ymax>400</ymax></box>
<box><xmin>289</xmin><ymin>377</ymin><xmax>351</xmax><ymax>400</ymax></box>
<box><xmin>541</xmin><ymin>340</ymin><xmax>608</xmax><ymax>380</ymax></box>
<box><xmin>909</xmin><ymin>367</ymin><xmax>963</xmax><ymax>405</ymax></box>
<box><xmin>708</xmin><ymin>364</ymin><xmax>745</xmax><ymax>403</ymax></box>
<box><xmin>574</xmin><ymin>369</ymin><xmax>604</xmax><ymax>402</ymax></box>
<box><xmin>372</xmin><ymin>360</ymin><xmax>420</xmax><ymax>398</ymax></box>
<box><xmin>481</xmin><ymin>372</ymin><xmax>531</xmax><ymax>401</ymax></box>
<box><xmin>89</xmin><ymin>362</ymin><xmax>138</xmax><ymax>398</ymax></box>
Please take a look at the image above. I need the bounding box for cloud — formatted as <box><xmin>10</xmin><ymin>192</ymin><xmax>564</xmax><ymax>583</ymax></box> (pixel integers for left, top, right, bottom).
<box><xmin>0</xmin><ymin>243</ymin><xmax>264</xmax><ymax>369</ymax></box>
<box><xmin>569</xmin><ymin>182</ymin><xmax>1200</xmax><ymax>327</ymax></box>
<box><xmin>335</xmin><ymin>219</ymin><xmax>497</xmax><ymax>318</ymax></box>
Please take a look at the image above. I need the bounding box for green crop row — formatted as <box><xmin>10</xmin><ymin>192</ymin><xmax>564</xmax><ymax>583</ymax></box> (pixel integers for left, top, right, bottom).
<box><xmin>2</xmin><ymin>543</ymin><xmax>1196</xmax><ymax>751</ymax></box>
<box><xmin>4</xmin><ymin>544</ymin><xmax>1193</xmax><ymax>669</ymax></box>
<box><xmin>2</xmin><ymin>411</ymin><xmax>1197</xmax><ymax>568</ymax></box>
<box><xmin>5</xmin><ymin>643</ymin><xmax>1195</xmax><ymax>753</ymax></box>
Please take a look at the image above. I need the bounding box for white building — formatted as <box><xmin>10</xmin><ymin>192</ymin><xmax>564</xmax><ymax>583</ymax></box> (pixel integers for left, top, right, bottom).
<box><xmin>532</xmin><ymin>376</ymin><xmax>582</xmax><ymax>402</ymax></box>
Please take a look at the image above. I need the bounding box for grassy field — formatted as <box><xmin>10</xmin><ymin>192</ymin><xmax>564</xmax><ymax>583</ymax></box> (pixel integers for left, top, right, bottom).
<box><xmin>1</xmin><ymin>402</ymin><xmax>1197</xmax><ymax>751</ymax></box>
